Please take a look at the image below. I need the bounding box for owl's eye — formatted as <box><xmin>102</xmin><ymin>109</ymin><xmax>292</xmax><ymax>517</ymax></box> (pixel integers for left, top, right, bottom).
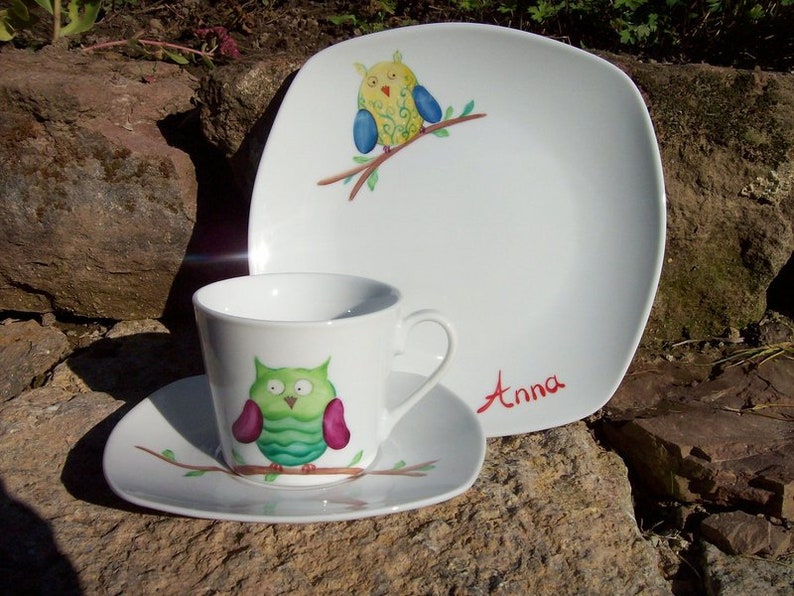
<box><xmin>294</xmin><ymin>379</ymin><xmax>313</xmax><ymax>396</ymax></box>
<box><xmin>267</xmin><ymin>379</ymin><xmax>285</xmax><ymax>395</ymax></box>
<box><xmin>387</xmin><ymin>70</ymin><xmax>397</xmax><ymax>80</ymax></box>
<box><xmin>366</xmin><ymin>76</ymin><xmax>377</xmax><ymax>88</ymax></box>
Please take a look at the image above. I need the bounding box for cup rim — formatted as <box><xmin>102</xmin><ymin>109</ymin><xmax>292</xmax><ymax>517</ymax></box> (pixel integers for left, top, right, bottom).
<box><xmin>192</xmin><ymin>272</ymin><xmax>402</xmax><ymax>326</ymax></box>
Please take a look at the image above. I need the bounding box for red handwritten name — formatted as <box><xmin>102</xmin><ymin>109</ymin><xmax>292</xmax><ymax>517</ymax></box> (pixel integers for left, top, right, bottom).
<box><xmin>477</xmin><ymin>369</ymin><xmax>566</xmax><ymax>414</ymax></box>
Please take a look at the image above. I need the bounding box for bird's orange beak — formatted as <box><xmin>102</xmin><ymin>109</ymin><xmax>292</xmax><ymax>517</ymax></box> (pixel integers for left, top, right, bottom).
<box><xmin>381</xmin><ymin>85</ymin><xmax>390</xmax><ymax>97</ymax></box>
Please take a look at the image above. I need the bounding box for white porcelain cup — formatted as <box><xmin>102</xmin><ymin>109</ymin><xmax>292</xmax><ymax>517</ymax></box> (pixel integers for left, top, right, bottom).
<box><xmin>193</xmin><ymin>273</ymin><xmax>456</xmax><ymax>488</ymax></box>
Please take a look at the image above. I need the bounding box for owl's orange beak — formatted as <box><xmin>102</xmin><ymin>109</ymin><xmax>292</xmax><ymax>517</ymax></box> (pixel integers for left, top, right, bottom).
<box><xmin>284</xmin><ymin>396</ymin><xmax>297</xmax><ymax>410</ymax></box>
<box><xmin>381</xmin><ymin>85</ymin><xmax>390</xmax><ymax>97</ymax></box>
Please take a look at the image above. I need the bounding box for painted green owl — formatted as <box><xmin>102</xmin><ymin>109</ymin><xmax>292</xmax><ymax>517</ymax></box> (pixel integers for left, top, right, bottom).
<box><xmin>353</xmin><ymin>50</ymin><xmax>442</xmax><ymax>153</ymax></box>
<box><xmin>231</xmin><ymin>358</ymin><xmax>350</xmax><ymax>471</ymax></box>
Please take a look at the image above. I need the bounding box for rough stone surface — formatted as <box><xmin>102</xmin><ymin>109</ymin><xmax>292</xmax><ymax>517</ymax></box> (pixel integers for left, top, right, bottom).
<box><xmin>0</xmin><ymin>321</ymin><xmax>669</xmax><ymax>595</ymax></box>
<box><xmin>701</xmin><ymin>511</ymin><xmax>792</xmax><ymax>556</ymax></box>
<box><xmin>0</xmin><ymin>47</ymin><xmax>199</xmax><ymax>319</ymax></box>
<box><xmin>612</xmin><ymin>58</ymin><xmax>794</xmax><ymax>340</ymax></box>
<box><xmin>198</xmin><ymin>55</ymin><xmax>306</xmax><ymax>195</ymax></box>
<box><xmin>601</xmin><ymin>357</ymin><xmax>794</xmax><ymax>521</ymax></box>
<box><xmin>702</xmin><ymin>542</ymin><xmax>794</xmax><ymax>595</ymax></box>
<box><xmin>0</xmin><ymin>318</ymin><xmax>70</xmax><ymax>401</ymax></box>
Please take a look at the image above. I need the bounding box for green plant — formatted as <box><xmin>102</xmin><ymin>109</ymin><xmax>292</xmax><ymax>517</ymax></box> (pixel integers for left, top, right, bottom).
<box><xmin>0</xmin><ymin>0</ymin><xmax>100</xmax><ymax>42</ymax></box>
<box><xmin>328</xmin><ymin>0</ymin><xmax>399</xmax><ymax>33</ymax></box>
<box><xmin>82</xmin><ymin>26</ymin><xmax>241</xmax><ymax>67</ymax></box>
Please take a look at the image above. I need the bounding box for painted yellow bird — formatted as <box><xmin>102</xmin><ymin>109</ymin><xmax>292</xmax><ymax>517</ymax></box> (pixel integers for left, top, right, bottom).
<box><xmin>353</xmin><ymin>50</ymin><xmax>442</xmax><ymax>154</ymax></box>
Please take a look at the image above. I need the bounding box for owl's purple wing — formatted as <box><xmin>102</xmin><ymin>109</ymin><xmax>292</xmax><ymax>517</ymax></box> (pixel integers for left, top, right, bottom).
<box><xmin>232</xmin><ymin>399</ymin><xmax>263</xmax><ymax>443</ymax></box>
<box><xmin>323</xmin><ymin>398</ymin><xmax>351</xmax><ymax>450</ymax></box>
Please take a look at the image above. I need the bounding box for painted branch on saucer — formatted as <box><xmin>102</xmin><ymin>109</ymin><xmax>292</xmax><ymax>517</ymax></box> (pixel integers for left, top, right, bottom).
<box><xmin>135</xmin><ymin>445</ymin><xmax>437</xmax><ymax>479</ymax></box>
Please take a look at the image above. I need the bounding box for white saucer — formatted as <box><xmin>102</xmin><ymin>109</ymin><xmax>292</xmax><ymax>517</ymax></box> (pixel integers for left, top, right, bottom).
<box><xmin>248</xmin><ymin>23</ymin><xmax>666</xmax><ymax>437</ymax></box>
<box><xmin>103</xmin><ymin>374</ymin><xmax>485</xmax><ymax>522</ymax></box>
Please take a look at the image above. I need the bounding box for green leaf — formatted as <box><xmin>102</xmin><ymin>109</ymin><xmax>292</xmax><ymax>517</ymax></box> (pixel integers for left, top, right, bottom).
<box><xmin>353</xmin><ymin>155</ymin><xmax>373</xmax><ymax>163</ymax></box>
<box><xmin>264</xmin><ymin>473</ymin><xmax>279</xmax><ymax>482</ymax></box>
<box><xmin>348</xmin><ymin>450</ymin><xmax>364</xmax><ymax>467</ymax></box>
<box><xmin>328</xmin><ymin>14</ymin><xmax>357</xmax><ymax>26</ymax></box>
<box><xmin>366</xmin><ymin>168</ymin><xmax>378</xmax><ymax>191</ymax></box>
<box><xmin>0</xmin><ymin>0</ymin><xmax>38</xmax><ymax>41</ymax></box>
<box><xmin>60</xmin><ymin>0</ymin><xmax>101</xmax><ymax>37</ymax></box>
<box><xmin>162</xmin><ymin>47</ymin><xmax>190</xmax><ymax>65</ymax></box>
<box><xmin>184</xmin><ymin>470</ymin><xmax>206</xmax><ymax>477</ymax></box>
<box><xmin>392</xmin><ymin>460</ymin><xmax>406</xmax><ymax>470</ymax></box>
<box><xmin>231</xmin><ymin>449</ymin><xmax>245</xmax><ymax>465</ymax></box>
<box><xmin>443</xmin><ymin>105</ymin><xmax>454</xmax><ymax>120</ymax></box>
<box><xmin>0</xmin><ymin>12</ymin><xmax>15</xmax><ymax>42</ymax></box>
<box><xmin>161</xmin><ymin>449</ymin><xmax>176</xmax><ymax>461</ymax></box>
<box><xmin>460</xmin><ymin>100</ymin><xmax>475</xmax><ymax>117</ymax></box>
<box><xmin>33</xmin><ymin>0</ymin><xmax>53</xmax><ymax>14</ymax></box>
<box><xmin>418</xmin><ymin>464</ymin><xmax>436</xmax><ymax>472</ymax></box>
<box><xmin>431</xmin><ymin>128</ymin><xmax>450</xmax><ymax>138</ymax></box>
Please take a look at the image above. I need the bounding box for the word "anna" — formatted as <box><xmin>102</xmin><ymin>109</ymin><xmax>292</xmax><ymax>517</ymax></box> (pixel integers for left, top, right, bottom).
<box><xmin>477</xmin><ymin>369</ymin><xmax>566</xmax><ymax>414</ymax></box>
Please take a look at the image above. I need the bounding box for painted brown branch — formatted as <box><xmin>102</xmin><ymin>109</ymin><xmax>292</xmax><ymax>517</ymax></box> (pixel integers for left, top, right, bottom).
<box><xmin>233</xmin><ymin>464</ymin><xmax>365</xmax><ymax>477</ymax></box>
<box><xmin>136</xmin><ymin>445</ymin><xmax>436</xmax><ymax>478</ymax></box>
<box><xmin>366</xmin><ymin>460</ymin><xmax>438</xmax><ymax>477</ymax></box>
<box><xmin>317</xmin><ymin>112</ymin><xmax>487</xmax><ymax>201</ymax></box>
<box><xmin>135</xmin><ymin>446</ymin><xmax>232</xmax><ymax>474</ymax></box>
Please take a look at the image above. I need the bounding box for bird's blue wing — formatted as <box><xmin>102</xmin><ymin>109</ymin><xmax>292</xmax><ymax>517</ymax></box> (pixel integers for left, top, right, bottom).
<box><xmin>413</xmin><ymin>86</ymin><xmax>442</xmax><ymax>123</ymax></box>
<box><xmin>353</xmin><ymin>109</ymin><xmax>378</xmax><ymax>154</ymax></box>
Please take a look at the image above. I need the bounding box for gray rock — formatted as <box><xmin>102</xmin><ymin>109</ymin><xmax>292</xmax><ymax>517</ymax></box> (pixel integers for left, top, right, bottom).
<box><xmin>0</xmin><ymin>318</ymin><xmax>70</xmax><ymax>401</ymax></box>
<box><xmin>702</xmin><ymin>542</ymin><xmax>794</xmax><ymax>595</ymax></box>
<box><xmin>0</xmin><ymin>47</ymin><xmax>198</xmax><ymax>319</ymax></box>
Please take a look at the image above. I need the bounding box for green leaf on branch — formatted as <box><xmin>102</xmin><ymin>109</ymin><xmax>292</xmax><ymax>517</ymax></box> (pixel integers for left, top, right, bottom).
<box><xmin>431</xmin><ymin>128</ymin><xmax>450</xmax><ymax>138</ymax></box>
<box><xmin>366</xmin><ymin>168</ymin><xmax>378</xmax><ymax>191</ymax></box>
<box><xmin>347</xmin><ymin>450</ymin><xmax>363</xmax><ymax>467</ymax></box>
<box><xmin>161</xmin><ymin>449</ymin><xmax>176</xmax><ymax>461</ymax></box>
<box><xmin>460</xmin><ymin>100</ymin><xmax>475</xmax><ymax>117</ymax></box>
<box><xmin>184</xmin><ymin>470</ymin><xmax>206</xmax><ymax>477</ymax></box>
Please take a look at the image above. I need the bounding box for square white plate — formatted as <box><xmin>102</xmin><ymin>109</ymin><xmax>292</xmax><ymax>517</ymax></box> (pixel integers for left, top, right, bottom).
<box><xmin>248</xmin><ymin>23</ymin><xmax>665</xmax><ymax>437</ymax></box>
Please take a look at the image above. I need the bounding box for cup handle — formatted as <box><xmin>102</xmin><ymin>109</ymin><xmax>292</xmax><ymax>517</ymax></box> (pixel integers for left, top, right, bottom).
<box><xmin>381</xmin><ymin>309</ymin><xmax>456</xmax><ymax>437</ymax></box>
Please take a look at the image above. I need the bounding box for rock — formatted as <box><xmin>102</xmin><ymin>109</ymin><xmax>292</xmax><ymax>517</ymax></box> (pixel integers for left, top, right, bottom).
<box><xmin>50</xmin><ymin>319</ymin><xmax>203</xmax><ymax>401</ymax></box>
<box><xmin>0</xmin><ymin>355</ymin><xmax>670</xmax><ymax>594</ymax></box>
<box><xmin>198</xmin><ymin>55</ymin><xmax>306</xmax><ymax>195</ymax></box>
<box><xmin>610</xmin><ymin>57</ymin><xmax>794</xmax><ymax>340</ymax></box>
<box><xmin>0</xmin><ymin>319</ymin><xmax>70</xmax><ymax>401</ymax></box>
<box><xmin>601</xmin><ymin>358</ymin><xmax>794</xmax><ymax>520</ymax></box>
<box><xmin>700</xmin><ymin>511</ymin><xmax>791</xmax><ymax>556</ymax></box>
<box><xmin>701</xmin><ymin>542</ymin><xmax>794</xmax><ymax>595</ymax></box>
<box><xmin>0</xmin><ymin>47</ymin><xmax>199</xmax><ymax>319</ymax></box>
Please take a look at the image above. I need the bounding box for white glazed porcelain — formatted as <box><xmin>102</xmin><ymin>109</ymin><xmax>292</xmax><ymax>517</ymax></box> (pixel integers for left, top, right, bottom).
<box><xmin>193</xmin><ymin>273</ymin><xmax>455</xmax><ymax>487</ymax></box>
<box><xmin>248</xmin><ymin>23</ymin><xmax>666</xmax><ymax>437</ymax></box>
<box><xmin>102</xmin><ymin>374</ymin><xmax>485</xmax><ymax>522</ymax></box>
